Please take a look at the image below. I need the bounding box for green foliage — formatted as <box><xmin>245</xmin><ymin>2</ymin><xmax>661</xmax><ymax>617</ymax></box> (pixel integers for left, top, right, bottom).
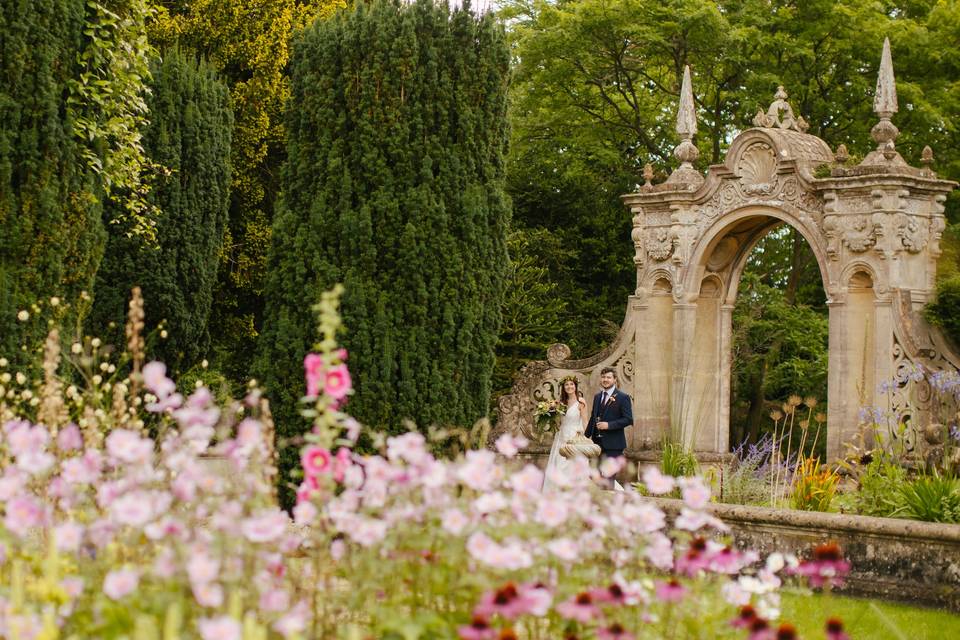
<box><xmin>898</xmin><ymin>472</ymin><xmax>960</xmax><ymax>524</ymax></box>
<box><xmin>69</xmin><ymin>0</ymin><xmax>159</xmax><ymax>239</ymax></box>
<box><xmin>257</xmin><ymin>0</ymin><xmax>512</xmax><ymax>477</ymax></box>
<box><xmin>493</xmin><ymin>228</ymin><xmax>572</xmax><ymax>396</ymax></box>
<box><xmin>500</xmin><ymin>0</ymin><xmax>960</xmax><ymax>446</ymax></box>
<box><xmin>0</xmin><ymin>0</ymin><xmax>106</xmax><ymax>364</ymax></box>
<box><xmin>836</xmin><ymin>457</ymin><xmax>908</xmax><ymax>518</ymax></box>
<box><xmin>89</xmin><ymin>48</ymin><xmax>233</xmax><ymax>373</ymax></box>
<box><xmin>925</xmin><ymin>272</ymin><xmax>960</xmax><ymax>348</ymax></box>
<box><xmin>661</xmin><ymin>441</ymin><xmax>699</xmax><ymax>478</ymax></box>
<box><xmin>149</xmin><ymin>0</ymin><xmax>345</xmax><ymax>383</ymax></box>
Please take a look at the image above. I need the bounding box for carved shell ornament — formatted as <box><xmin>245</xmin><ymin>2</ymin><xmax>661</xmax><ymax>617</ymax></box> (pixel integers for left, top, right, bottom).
<box><xmin>647</xmin><ymin>228</ymin><xmax>674</xmax><ymax>261</ymax></box>
<box><xmin>737</xmin><ymin>143</ymin><xmax>778</xmax><ymax>195</ymax></box>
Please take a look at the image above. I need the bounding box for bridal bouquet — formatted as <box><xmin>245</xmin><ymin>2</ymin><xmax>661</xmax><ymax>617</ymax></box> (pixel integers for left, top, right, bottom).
<box><xmin>534</xmin><ymin>398</ymin><xmax>566</xmax><ymax>436</ymax></box>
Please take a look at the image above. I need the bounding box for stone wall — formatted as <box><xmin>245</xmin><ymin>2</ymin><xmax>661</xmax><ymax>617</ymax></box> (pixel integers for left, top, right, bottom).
<box><xmin>650</xmin><ymin>497</ymin><xmax>960</xmax><ymax>611</ymax></box>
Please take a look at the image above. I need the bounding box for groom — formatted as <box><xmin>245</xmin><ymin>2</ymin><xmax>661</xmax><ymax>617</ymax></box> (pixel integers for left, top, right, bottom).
<box><xmin>585</xmin><ymin>367</ymin><xmax>633</xmax><ymax>468</ymax></box>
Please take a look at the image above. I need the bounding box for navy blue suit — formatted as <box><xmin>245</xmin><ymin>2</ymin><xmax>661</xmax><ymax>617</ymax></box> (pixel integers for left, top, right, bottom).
<box><xmin>584</xmin><ymin>388</ymin><xmax>633</xmax><ymax>456</ymax></box>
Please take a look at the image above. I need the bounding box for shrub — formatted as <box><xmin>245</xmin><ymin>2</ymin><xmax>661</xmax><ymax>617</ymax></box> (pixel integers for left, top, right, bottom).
<box><xmin>899</xmin><ymin>472</ymin><xmax>960</xmax><ymax>523</ymax></box>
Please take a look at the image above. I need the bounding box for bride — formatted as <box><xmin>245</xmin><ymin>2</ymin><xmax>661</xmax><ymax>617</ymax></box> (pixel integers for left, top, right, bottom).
<box><xmin>542</xmin><ymin>376</ymin><xmax>589</xmax><ymax>491</ymax></box>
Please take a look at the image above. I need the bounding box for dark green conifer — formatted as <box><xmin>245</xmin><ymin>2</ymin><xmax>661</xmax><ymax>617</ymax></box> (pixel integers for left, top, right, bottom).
<box><xmin>0</xmin><ymin>0</ymin><xmax>105</xmax><ymax>361</ymax></box>
<box><xmin>258</xmin><ymin>0</ymin><xmax>511</xmax><ymax>477</ymax></box>
<box><xmin>90</xmin><ymin>49</ymin><xmax>233</xmax><ymax>372</ymax></box>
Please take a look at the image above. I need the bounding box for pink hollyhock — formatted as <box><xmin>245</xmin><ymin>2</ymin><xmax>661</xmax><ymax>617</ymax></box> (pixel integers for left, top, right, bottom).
<box><xmin>57</xmin><ymin>423</ymin><xmax>83</xmax><ymax>451</ymax></box>
<box><xmin>187</xmin><ymin>551</ymin><xmax>220</xmax><ymax>585</ymax></box>
<box><xmin>142</xmin><ymin>361</ymin><xmax>176</xmax><ymax>398</ymax></box>
<box><xmin>508</xmin><ymin>464</ymin><xmax>543</xmax><ymax>497</ymax></box>
<box><xmin>241</xmin><ymin>509</ymin><xmax>289</xmax><ymax>543</ymax></box>
<box><xmin>193</xmin><ymin>581</ymin><xmax>225</xmax><ymax>608</ymax></box>
<box><xmin>304</xmin><ymin>353</ymin><xmax>324</xmax><ymax>397</ymax></box>
<box><xmin>301</xmin><ymin>445</ymin><xmax>332</xmax><ymax>478</ymax></box>
<box><xmin>556</xmin><ymin>592</ymin><xmax>602</xmax><ymax>623</ymax></box>
<box><xmin>259</xmin><ymin>587</ymin><xmax>290</xmax><ymax>613</ymax></box>
<box><xmin>105</xmin><ymin>429</ymin><xmax>153</xmax><ymax>464</ymax></box>
<box><xmin>103</xmin><ymin>568</ymin><xmax>139</xmax><ymax>600</ymax></box>
<box><xmin>198</xmin><ymin>616</ymin><xmax>241</xmax><ymax>640</ymax></box>
<box><xmin>54</xmin><ymin>522</ymin><xmax>84</xmax><ymax>552</ymax></box>
<box><xmin>324</xmin><ymin>364</ymin><xmax>352</xmax><ymax>401</ymax></box>
<box><xmin>293</xmin><ymin>501</ymin><xmax>318</xmax><ymax>525</ymax></box>
<box><xmin>4</xmin><ymin>495</ymin><xmax>45</xmax><ymax>536</ymax></box>
<box><xmin>494</xmin><ymin>433</ymin><xmax>528</xmax><ymax>458</ymax></box>
<box><xmin>458</xmin><ymin>615</ymin><xmax>496</xmax><ymax>640</ymax></box>
<box><xmin>15</xmin><ymin>449</ymin><xmax>54</xmax><ymax>475</ymax></box>
<box><xmin>272</xmin><ymin>603</ymin><xmax>309</xmax><ymax>638</ymax></box>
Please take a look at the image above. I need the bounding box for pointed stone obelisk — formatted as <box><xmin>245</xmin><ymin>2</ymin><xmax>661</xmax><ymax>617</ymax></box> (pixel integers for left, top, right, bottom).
<box><xmin>862</xmin><ymin>37</ymin><xmax>906</xmax><ymax>166</ymax></box>
<box><xmin>666</xmin><ymin>65</ymin><xmax>704</xmax><ymax>188</ymax></box>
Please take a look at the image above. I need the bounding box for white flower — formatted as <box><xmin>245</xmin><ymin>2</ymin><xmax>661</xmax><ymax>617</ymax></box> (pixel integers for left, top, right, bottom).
<box><xmin>473</xmin><ymin>491</ymin><xmax>508</xmax><ymax>515</ymax></box>
<box><xmin>534</xmin><ymin>497</ymin><xmax>569</xmax><ymax>527</ymax></box>
<box><xmin>678</xmin><ymin>477</ymin><xmax>711</xmax><ymax>509</ymax></box>
<box><xmin>241</xmin><ymin>509</ymin><xmax>289</xmax><ymax>543</ymax></box>
<box><xmin>642</xmin><ymin>467</ymin><xmax>676</xmax><ymax>494</ymax></box>
<box><xmin>103</xmin><ymin>568</ymin><xmax>139</xmax><ymax>600</ymax></box>
<box><xmin>187</xmin><ymin>551</ymin><xmax>220</xmax><ymax>585</ymax></box>
<box><xmin>16</xmin><ymin>310</ymin><xmax>28</xmax><ymax>321</ymax></box>
<box><xmin>54</xmin><ymin>522</ymin><xmax>84</xmax><ymax>552</ymax></box>
<box><xmin>547</xmin><ymin>537</ymin><xmax>579</xmax><ymax>562</ymax></box>
<box><xmin>441</xmin><ymin>509</ymin><xmax>469</xmax><ymax>535</ymax></box>
<box><xmin>198</xmin><ymin>616</ymin><xmax>241</xmax><ymax>640</ymax></box>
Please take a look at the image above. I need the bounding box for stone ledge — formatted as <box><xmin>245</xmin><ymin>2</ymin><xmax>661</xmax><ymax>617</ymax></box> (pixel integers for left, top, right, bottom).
<box><xmin>649</xmin><ymin>497</ymin><xmax>960</xmax><ymax>611</ymax></box>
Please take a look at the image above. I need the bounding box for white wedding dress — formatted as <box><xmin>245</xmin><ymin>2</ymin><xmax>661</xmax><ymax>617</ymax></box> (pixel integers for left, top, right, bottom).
<box><xmin>542</xmin><ymin>401</ymin><xmax>584</xmax><ymax>491</ymax></box>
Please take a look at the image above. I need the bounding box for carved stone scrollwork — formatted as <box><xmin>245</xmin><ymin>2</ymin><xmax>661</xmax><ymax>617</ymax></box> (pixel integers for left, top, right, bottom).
<box><xmin>646</xmin><ymin>228</ymin><xmax>673</xmax><ymax>261</ymax></box>
<box><xmin>546</xmin><ymin>343</ymin><xmax>572</xmax><ymax>366</ymax></box>
<box><xmin>738</xmin><ymin>143</ymin><xmax>779</xmax><ymax>196</ymax></box>
<box><xmin>895</xmin><ymin>213</ymin><xmax>929</xmax><ymax>253</ymax></box>
<box><xmin>843</xmin><ymin>215</ymin><xmax>878</xmax><ymax>252</ymax></box>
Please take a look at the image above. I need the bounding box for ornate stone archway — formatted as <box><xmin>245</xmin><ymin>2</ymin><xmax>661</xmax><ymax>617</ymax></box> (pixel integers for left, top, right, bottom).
<box><xmin>494</xmin><ymin>41</ymin><xmax>959</xmax><ymax>462</ymax></box>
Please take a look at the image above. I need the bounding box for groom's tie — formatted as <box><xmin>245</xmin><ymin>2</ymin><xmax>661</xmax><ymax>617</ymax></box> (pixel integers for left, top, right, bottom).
<box><xmin>601</xmin><ymin>391</ymin><xmax>608</xmax><ymax>409</ymax></box>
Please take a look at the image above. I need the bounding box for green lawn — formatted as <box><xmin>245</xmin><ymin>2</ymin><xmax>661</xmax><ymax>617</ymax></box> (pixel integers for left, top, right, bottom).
<box><xmin>780</xmin><ymin>590</ymin><xmax>960</xmax><ymax>639</ymax></box>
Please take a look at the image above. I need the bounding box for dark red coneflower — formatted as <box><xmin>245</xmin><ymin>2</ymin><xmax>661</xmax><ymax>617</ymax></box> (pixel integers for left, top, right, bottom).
<box><xmin>826</xmin><ymin>617</ymin><xmax>850</xmax><ymax>640</ymax></box>
<box><xmin>776</xmin><ymin>622</ymin><xmax>798</xmax><ymax>640</ymax></box>
<box><xmin>730</xmin><ymin>604</ymin><xmax>758</xmax><ymax>628</ymax></box>
<box><xmin>497</xmin><ymin>629</ymin><xmax>519</xmax><ymax>640</ymax></box>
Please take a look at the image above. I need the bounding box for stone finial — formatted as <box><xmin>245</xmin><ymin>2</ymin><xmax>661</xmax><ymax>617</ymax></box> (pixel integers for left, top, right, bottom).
<box><xmin>642</xmin><ymin>163</ymin><xmax>655</xmax><ymax>190</ymax></box>
<box><xmin>874</xmin><ymin>37</ymin><xmax>898</xmax><ymax>118</ymax></box>
<box><xmin>921</xmin><ymin>145</ymin><xmax>935</xmax><ymax>176</ymax></box>
<box><xmin>752</xmin><ymin>86</ymin><xmax>809</xmax><ymax>133</ymax></box>
<box><xmin>863</xmin><ymin>37</ymin><xmax>905</xmax><ymax>166</ymax></box>
<box><xmin>665</xmin><ymin>65</ymin><xmax>704</xmax><ymax>188</ymax></box>
<box><xmin>835</xmin><ymin>143</ymin><xmax>849</xmax><ymax>164</ymax></box>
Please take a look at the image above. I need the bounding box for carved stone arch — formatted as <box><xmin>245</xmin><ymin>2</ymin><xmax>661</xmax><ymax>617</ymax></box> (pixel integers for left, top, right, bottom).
<box><xmin>683</xmin><ymin>204</ymin><xmax>834</xmax><ymax>306</ymax></box>
<box><xmin>496</xmin><ymin>116</ymin><xmax>959</xmax><ymax>464</ymax></box>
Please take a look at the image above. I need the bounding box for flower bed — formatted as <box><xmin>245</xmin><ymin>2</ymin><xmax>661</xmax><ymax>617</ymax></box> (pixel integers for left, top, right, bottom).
<box><xmin>0</xmin><ymin>292</ymin><xmax>860</xmax><ymax>639</ymax></box>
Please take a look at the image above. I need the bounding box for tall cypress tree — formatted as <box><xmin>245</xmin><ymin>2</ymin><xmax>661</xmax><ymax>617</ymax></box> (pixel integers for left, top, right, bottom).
<box><xmin>0</xmin><ymin>0</ymin><xmax>106</xmax><ymax>361</ymax></box>
<box><xmin>258</xmin><ymin>0</ymin><xmax>510</xmax><ymax>454</ymax></box>
<box><xmin>89</xmin><ymin>49</ymin><xmax>233</xmax><ymax>372</ymax></box>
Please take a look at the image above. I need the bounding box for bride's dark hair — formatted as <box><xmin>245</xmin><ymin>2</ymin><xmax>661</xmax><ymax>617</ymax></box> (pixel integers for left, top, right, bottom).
<box><xmin>558</xmin><ymin>376</ymin><xmax>582</xmax><ymax>406</ymax></box>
